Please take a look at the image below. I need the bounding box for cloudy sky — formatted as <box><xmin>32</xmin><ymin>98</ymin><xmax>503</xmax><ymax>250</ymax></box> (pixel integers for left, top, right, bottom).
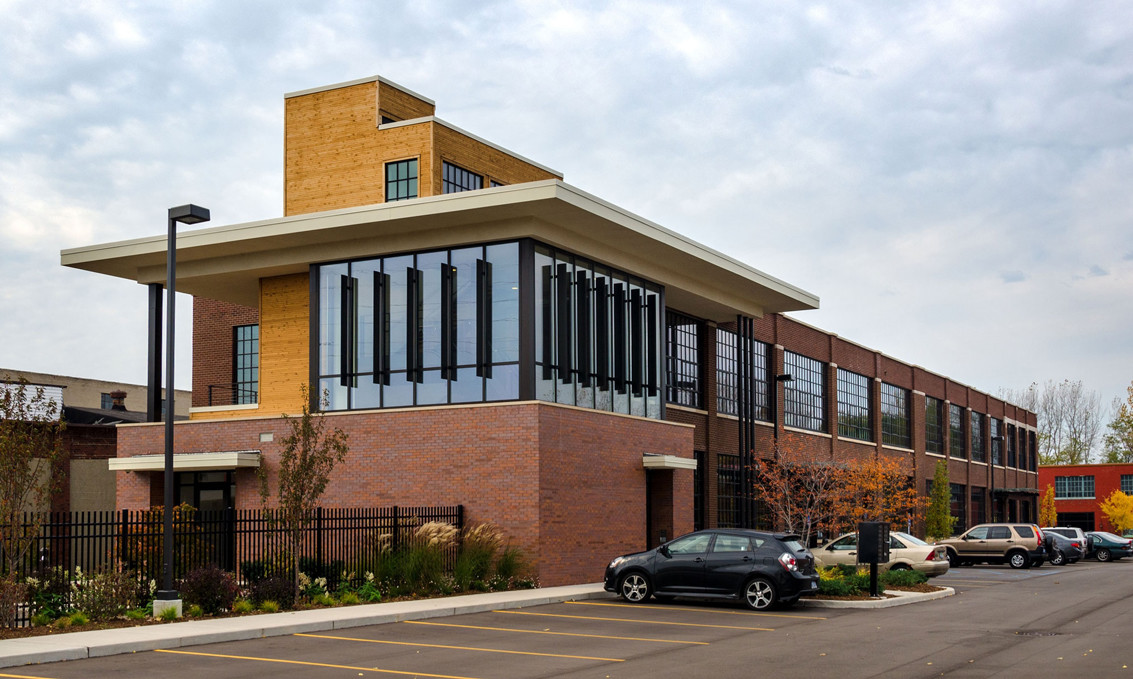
<box><xmin>1</xmin><ymin>1</ymin><xmax>1131</xmax><ymax>419</ymax></box>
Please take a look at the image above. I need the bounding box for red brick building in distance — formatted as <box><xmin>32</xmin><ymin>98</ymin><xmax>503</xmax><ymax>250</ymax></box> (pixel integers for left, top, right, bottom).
<box><xmin>62</xmin><ymin>75</ymin><xmax>1038</xmax><ymax>585</ymax></box>
<box><xmin>1038</xmin><ymin>463</ymin><xmax>1133</xmax><ymax>532</ymax></box>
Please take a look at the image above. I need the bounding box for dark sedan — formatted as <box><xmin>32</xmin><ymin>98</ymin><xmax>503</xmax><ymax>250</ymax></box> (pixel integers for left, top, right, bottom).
<box><xmin>1085</xmin><ymin>531</ymin><xmax>1133</xmax><ymax>562</ymax></box>
<box><xmin>1045</xmin><ymin>531</ymin><xmax>1084</xmax><ymax>565</ymax></box>
<box><xmin>603</xmin><ymin>529</ymin><xmax>820</xmax><ymax>610</ymax></box>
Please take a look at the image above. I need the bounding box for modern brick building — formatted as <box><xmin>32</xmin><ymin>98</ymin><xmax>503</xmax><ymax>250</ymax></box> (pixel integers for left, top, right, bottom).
<box><xmin>1038</xmin><ymin>463</ymin><xmax>1133</xmax><ymax>532</ymax></box>
<box><xmin>61</xmin><ymin>75</ymin><xmax>1037</xmax><ymax>585</ymax></box>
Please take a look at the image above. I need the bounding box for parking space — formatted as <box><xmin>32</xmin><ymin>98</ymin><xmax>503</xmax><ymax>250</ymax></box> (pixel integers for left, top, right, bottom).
<box><xmin>23</xmin><ymin>598</ymin><xmax>831</xmax><ymax>679</ymax></box>
<box><xmin>937</xmin><ymin>558</ymin><xmax>1122</xmax><ymax>593</ymax></box>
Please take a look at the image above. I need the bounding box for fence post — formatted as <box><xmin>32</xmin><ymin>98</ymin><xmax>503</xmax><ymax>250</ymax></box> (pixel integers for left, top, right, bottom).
<box><xmin>392</xmin><ymin>506</ymin><xmax>399</xmax><ymax>551</ymax></box>
<box><xmin>315</xmin><ymin>506</ymin><xmax>324</xmax><ymax>569</ymax></box>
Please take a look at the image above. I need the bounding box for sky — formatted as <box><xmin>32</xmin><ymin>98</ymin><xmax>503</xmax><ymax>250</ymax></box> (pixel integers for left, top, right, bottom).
<box><xmin>1</xmin><ymin>0</ymin><xmax>1131</xmax><ymax>421</ymax></box>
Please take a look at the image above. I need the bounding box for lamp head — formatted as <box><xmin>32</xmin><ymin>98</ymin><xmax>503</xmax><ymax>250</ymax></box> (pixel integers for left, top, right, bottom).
<box><xmin>169</xmin><ymin>204</ymin><xmax>210</xmax><ymax>225</ymax></box>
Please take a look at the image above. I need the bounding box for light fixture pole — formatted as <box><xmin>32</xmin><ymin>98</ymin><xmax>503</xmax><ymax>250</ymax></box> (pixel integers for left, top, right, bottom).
<box><xmin>156</xmin><ymin>204</ymin><xmax>210</xmax><ymax>614</ymax></box>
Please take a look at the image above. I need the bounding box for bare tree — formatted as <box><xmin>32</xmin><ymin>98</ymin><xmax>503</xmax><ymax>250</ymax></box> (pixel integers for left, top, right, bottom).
<box><xmin>1103</xmin><ymin>381</ymin><xmax>1133</xmax><ymax>463</ymax></box>
<box><xmin>1000</xmin><ymin>379</ymin><xmax>1104</xmax><ymax>464</ymax></box>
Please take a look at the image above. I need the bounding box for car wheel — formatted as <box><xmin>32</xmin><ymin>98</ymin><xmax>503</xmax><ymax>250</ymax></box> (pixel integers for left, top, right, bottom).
<box><xmin>1049</xmin><ymin>549</ymin><xmax>1065</xmax><ymax>566</ymax></box>
<box><xmin>890</xmin><ymin>563</ymin><xmax>911</xmax><ymax>571</ymax></box>
<box><xmin>1008</xmin><ymin>550</ymin><xmax>1029</xmax><ymax>569</ymax></box>
<box><xmin>618</xmin><ymin>572</ymin><xmax>652</xmax><ymax>603</ymax></box>
<box><xmin>741</xmin><ymin>577</ymin><xmax>777</xmax><ymax>611</ymax></box>
<box><xmin>1096</xmin><ymin>548</ymin><xmax>1112</xmax><ymax>562</ymax></box>
<box><xmin>946</xmin><ymin>550</ymin><xmax>962</xmax><ymax>568</ymax></box>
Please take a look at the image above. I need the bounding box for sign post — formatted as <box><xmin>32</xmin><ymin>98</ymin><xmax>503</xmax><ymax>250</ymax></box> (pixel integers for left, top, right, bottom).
<box><xmin>857</xmin><ymin>521</ymin><xmax>890</xmax><ymax>597</ymax></box>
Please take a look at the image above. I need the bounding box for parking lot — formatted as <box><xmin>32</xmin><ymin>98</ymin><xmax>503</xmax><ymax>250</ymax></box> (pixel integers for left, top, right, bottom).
<box><xmin>13</xmin><ymin>559</ymin><xmax>1133</xmax><ymax>679</ymax></box>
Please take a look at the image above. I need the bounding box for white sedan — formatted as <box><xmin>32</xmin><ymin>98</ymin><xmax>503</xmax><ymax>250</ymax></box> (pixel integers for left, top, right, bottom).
<box><xmin>814</xmin><ymin>531</ymin><xmax>949</xmax><ymax>577</ymax></box>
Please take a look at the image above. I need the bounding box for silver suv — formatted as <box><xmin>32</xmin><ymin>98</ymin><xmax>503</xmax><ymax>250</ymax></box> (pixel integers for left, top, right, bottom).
<box><xmin>1042</xmin><ymin>526</ymin><xmax>1090</xmax><ymax>552</ymax></box>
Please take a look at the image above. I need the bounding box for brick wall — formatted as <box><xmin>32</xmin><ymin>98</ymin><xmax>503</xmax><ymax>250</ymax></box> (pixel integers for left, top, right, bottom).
<box><xmin>116</xmin><ymin>401</ymin><xmax>694</xmax><ymax>586</ymax></box>
<box><xmin>192</xmin><ymin>298</ymin><xmax>259</xmax><ymax>409</ymax></box>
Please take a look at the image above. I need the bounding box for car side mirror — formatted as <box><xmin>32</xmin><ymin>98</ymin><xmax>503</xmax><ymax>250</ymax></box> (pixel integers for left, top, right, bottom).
<box><xmin>659</xmin><ymin>544</ymin><xmax>671</xmax><ymax>558</ymax></box>
<box><xmin>961</xmin><ymin>535</ymin><xmax>970</xmax><ymax>541</ymax></box>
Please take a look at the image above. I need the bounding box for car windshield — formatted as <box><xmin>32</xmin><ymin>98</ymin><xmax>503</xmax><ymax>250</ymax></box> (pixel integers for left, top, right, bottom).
<box><xmin>894</xmin><ymin>532</ymin><xmax>928</xmax><ymax>546</ymax></box>
<box><xmin>1094</xmin><ymin>532</ymin><xmax>1124</xmax><ymax>542</ymax></box>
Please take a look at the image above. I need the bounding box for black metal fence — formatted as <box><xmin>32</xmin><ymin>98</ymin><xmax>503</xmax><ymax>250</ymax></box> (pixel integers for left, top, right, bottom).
<box><xmin>10</xmin><ymin>505</ymin><xmax>463</xmax><ymax>627</ymax></box>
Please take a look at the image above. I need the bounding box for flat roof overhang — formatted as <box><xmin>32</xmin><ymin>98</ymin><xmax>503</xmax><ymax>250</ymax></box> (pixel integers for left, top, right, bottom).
<box><xmin>61</xmin><ymin>180</ymin><xmax>819</xmax><ymax>321</ymax></box>
<box><xmin>107</xmin><ymin>450</ymin><xmax>261</xmax><ymax>472</ymax></box>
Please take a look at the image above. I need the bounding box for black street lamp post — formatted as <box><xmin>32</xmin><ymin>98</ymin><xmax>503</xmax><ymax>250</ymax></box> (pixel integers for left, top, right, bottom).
<box><xmin>156</xmin><ymin>204</ymin><xmax>210</xmax><ymax>613</ymax></box>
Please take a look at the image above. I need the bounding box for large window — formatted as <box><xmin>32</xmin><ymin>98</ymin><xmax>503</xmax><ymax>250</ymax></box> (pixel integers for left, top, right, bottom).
<box><xmin>970</xmin><ymin>487</ymin><xmax>986</xmax><ymax>526</ymax></box>
<box><xmin>717</xmin><ymin>454</ymin><xmax>740</xmax><ymax>529</ymax></box>
<box><xmin>1006</xmin><ymin>423</ymin><xmax>1017</xmax><ymax>467</ymax></box>
<box><xmin>385</xmin><ymin>159</ymin><xmax>418</xmax><ymax>202</ymax></box>
<box><xmin>1054</xmin><ymin>476</ymin><xmax>1095</xmax><ymax>499</ymax></box>
<box><xmin>950</xmin><ymin>483</ymin><xmax>968</xmax><ymax>533</ymax></box>
<box><xmin>716</xmin><ymin>328</ymin><xmax>770</xmax><ymax>420</ymax></box>
<box><xmin>925</xmin><ymin>396</ymin><xmax>944</xmax><ymax>454</ymax></box>
<box><xmin>233</xmin><ymin>324</ymin><xmax>259</xmax><ymax>405</ymax></box>
<box><xmin>784</xmin><ymin>351</ymin><xmax>826</xmax><ymax>432</ymax></box>
<box><xmin>949</xmin><ymin>404</ymin><xmax>966</xmax><ymax>459</ymax></box>
<box><xmin>1122</xmin><ymin>475</ymin><xmax>1133</xmax><ymax>495</ymax></box>
<box><xmin>836</xmin><ymin>369</ymin><xmax>871</xmax><ymax>441</ymax></box>
<box><xmin>317</xmin><ymin>242</ymin><xmax>519</xmax><ymax>410</ymax></box>
<box><xmin>666</xmin><ymin>311</ymin><xmax>700</xmax><ymax>408</ymax></box>
<box><xmin>880</xmin><ymin>382</ymin><xmax>910</xmax><ymax>448</ymax></box>
<box><xmin>535</xmin><ymin>245</ymin><xmax>662</xmax><ymax>418</ymax></box>
<box><xmin>442</xmin><ymin>161</ymin><xmax>483</xmax><ymax>194</ymax></box>
<box><xmin>989</xmin><ymin>418</ymin><xmax>1002</xmax><ymax>466</ymax></box>
<box><xmin>972</xmin><ymin>412</ymin><xmax>986</xmax><ymax>463</ymax></box>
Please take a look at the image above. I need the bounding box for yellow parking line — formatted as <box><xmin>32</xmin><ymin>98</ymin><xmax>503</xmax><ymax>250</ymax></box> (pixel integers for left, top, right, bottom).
<box><xmin>153</xmin><ymin>649</ymin><xmax>479</xmax><ymax>678</ymax></box>
<box><xmin>494</xmin><ymin>609</ymin><xmax>773</xmax><ymax>631</ymax></box>
<box><xmin>943</xmin><ymin>579</ymin><xmax>1005</xmax><ymax>584</ymax></box>
<box><xmin>0</xmin><ymin>673</ymin><xmax>56</xmax><ymax>679</ymax></box>
<box><xmin>568</xmin><ymin>600</ymin><xmax>826</xmax><ymax>620</ymax></box>
<box><xmin>295</xmin><ymin>632</ymin><xmax>624</xmax><ymax>662</ymax></box>
<box><xmin>403</xmin><ymin>620</ymin><xmax>708</xmax><ymax>645</ymax></box>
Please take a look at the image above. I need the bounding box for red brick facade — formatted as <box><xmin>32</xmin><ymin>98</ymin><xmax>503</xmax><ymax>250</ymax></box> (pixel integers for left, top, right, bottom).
<box><xmin>1038</xmin><ymin>463</ymin><xmax>1133</xmax><ymax>532</ymax></box>
<box><xmin>191</xmin><ymin>298</ymin><xmax>259</xmax><ymax>408</ymax></box>
<box><xmin>115</xmin><ymin>402</ymin><xmax>694</xmax><ymax>586</ymax></box>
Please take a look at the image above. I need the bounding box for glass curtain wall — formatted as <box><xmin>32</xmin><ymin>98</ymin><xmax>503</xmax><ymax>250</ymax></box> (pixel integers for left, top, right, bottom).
<box><xmin>316</xmin><ymin>242</ymin><xmax>519</xmax><ymax>409</ymax></box>
<box><xmin>534</xmin><ymin>244</ymin><xmax>663</xmax><ymax>418</ymax></box>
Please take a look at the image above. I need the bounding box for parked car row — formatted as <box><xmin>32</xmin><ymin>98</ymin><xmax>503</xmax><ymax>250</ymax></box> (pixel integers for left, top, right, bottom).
<box><xmin>936</xmin><ymin>523</ymin><xmax>1133</xmax><ymax>568</ymax></box>
<box><xmin>602</xmin><ymin>523</ymin><xmax>1133</xmax><ymax>612</ymax></box>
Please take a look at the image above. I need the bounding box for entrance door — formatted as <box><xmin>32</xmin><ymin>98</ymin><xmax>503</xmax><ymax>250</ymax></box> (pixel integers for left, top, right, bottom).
<box><xmin>175</xmin><ymin>471</ymin><xmax>236</xmax><ymax>571</ymax></box>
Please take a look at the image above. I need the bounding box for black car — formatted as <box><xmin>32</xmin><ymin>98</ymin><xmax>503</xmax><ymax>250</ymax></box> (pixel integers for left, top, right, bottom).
<box><xmin>603</xmin><ymin>529</ymin><xmax>820</xmax><ymax>610</ymax></box>
<box><xmin>1044</xmin><ymin>531</ymin><xmax>1084</xmax><ymax>566</ymax></box>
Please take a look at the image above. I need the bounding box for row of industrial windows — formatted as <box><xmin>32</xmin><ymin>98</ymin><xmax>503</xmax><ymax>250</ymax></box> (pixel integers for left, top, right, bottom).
<box><xmin>1054</xmin><ymin>476</ymin><xmax>1096</xmax><ymax>499</ymax></box>
<box><xmin>385</xmin><ymin>159</ymin><xmax>505</xmax><ymax>203</ymax></box>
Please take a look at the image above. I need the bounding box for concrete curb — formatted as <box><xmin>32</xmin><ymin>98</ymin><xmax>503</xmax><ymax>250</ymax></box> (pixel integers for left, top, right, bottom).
<box><xmin>798</xmin><ymin>586</ymin><xmax>955</xmax><ymax>609</ymax></box>
<box><xmin>0</xmin><ymin>583</ymin><xmax>612</xmax><ymax>669</ymax></box>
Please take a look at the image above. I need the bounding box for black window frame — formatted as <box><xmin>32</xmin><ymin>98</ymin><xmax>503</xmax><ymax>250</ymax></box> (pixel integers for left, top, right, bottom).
<box><xmin>716</xmin><ymin>327</ymin><xmax>769</xmax><ymax>420</ymax></box>
<box><xmin>925</xmin><ymin>396</ymin><xmax>944</xmax><ymax>454</ymax></box>
<box><xmin>665</xmin><ymin>311</ymin><xmax>700</xmax><ymax>408</ymax></box>
<box><xmin>233</xmin><ymin>323</ymin><xmax>259</xmax><ymax>405</ymax></box>
<box><xmin>880</xmin><ymin>382</ymin><xmax>911</xmax><ymax>448</ymax></box>
<box><xmin>950</xmin><ymin>404</ymin><xmax>967</xmax><ymax>460</ymax></box>
<box><xmin>442</xmin><ymin>161</ymin><xmax>484</xmax><ymax>194</ymax></box>
<box><xmin>385</xmin><ymin>158</ymin><xmax>418</xmax><ymax>202</ymax></box>
<box><xmin>836</xmin><ymin>368</ymin><xmax>871</xmax><ymax>441</ymax></box>
<box><xmin>783</xmin><ymin>351</ymin><xmax>826</xmax><ymax>432</ymax></box>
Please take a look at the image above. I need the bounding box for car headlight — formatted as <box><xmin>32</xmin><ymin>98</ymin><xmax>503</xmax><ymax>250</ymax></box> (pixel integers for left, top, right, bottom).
<box><xmin>608</xmin><ymin>556</ymin><xmax>626</xmax><ymax>569</ymax></box>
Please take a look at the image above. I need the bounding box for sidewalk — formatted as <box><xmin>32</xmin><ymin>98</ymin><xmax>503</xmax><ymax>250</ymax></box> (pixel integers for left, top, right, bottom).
<box><xmin>0</xmin><ymin>583</ymin><xmax>952</xmax><ymax>669</ymax></box>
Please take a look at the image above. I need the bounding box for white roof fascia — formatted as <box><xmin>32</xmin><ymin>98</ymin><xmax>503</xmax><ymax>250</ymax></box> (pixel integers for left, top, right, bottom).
<box><xmin>284</xmin><ymin>75</ymin><xmax>435</xmax><ymax>105</ymax></box>
<box><xmin>108</xmin><ymin>450</ymin><xmax>261</xmax><ymax>472</ymax></box>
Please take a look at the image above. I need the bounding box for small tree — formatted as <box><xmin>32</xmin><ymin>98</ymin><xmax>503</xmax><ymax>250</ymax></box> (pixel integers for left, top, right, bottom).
<box><xmin>0</xmin><ymin>378</ymin><xmax>66</xmax><ymax>626</ymax></box>
<box><xmin>1039</xmin><ymin>484</ymin><xmax>1058</xmax><ymax>527</ymax></box>
<box><xmin>258</xmin><ymin>386</ymin><xmax>349</xmax><ymax>605</ymax></box>
<box><xmin>924</xmin><ymin>460</ymin><xmax>955</xmax><ymax>540</ymax></box>
<box><xmin>750</xmin><ymin>435</ymin><xmax>847</xmax><ymax>546</ymax></box>
<box><xmin>831</xmin><ymin>455</ymin><xmax>927</xmax><ymax>535</ymax></box>
<box><xmin>1099</xmin><ymin>489</ymin><xmax>1133</xmax><ymax>533</ymax></box>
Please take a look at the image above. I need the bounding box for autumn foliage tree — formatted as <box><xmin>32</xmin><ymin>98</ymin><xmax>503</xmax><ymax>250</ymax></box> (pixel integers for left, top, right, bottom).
<box><xmin>1098</xmin><ymin>489</ymin><xmax>1133</xmax><ymax>533</ymax></box>
<box><xmin>1039</xmin><ymin>484</ymin><xmax>1058</xmax><ymax>528</ymax></box>
<box><xmin>829</xmin><ymin>455</ymin><xmax>926</xmax><ymax>535</ymax></box>
<box><xmin>258</xmin><ymin>386</ymin><xmax>349</xmax><ymax>605</ymax></box>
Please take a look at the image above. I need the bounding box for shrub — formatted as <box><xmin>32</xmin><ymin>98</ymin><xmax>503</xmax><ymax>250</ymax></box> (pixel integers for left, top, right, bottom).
<box><xmin>233</xmin><ymin>599</ymin><xmax>255</xmax><ymax>614</ymax></box>
<box><xmin>816</xmin><ymin>565</ymin><xmax>885</xmax><ymax>597</ymax></box>
<box><xmin>180</xmin><ymin>565</ymin><xmax>239</xmax><ymax>615</ymax></box>
<box><xmin>26</xmin><ymin>567</ymin><xmax>70</xmax><ymax>619</ymax></box>
<box><xmin>125</xmin><ymin>608</ymin><xmax>147</xmax><ymax>620</ymax></box>
<box><xmin>454</xmin><ymin>523</ymin><xmax>502</xmax><ymax>591</ymax></box>
<box><xmin>250</xmin><ymin>576</ymin><xmax>295</xmax><ymax>609</ymax></box>
<box><xmin>259</xmin><ymin>600</ymin><xmax>280</xmax><ymax>613</ymax></box>
<box><xmin>494</xmin><ymin>544</ymin><xmax>529</xmax><ymax>583</ymax></box>
<box><xmin>159</xmin><ymin>606</ymin><xmax>179</xmax><ymax>621</ymax></box>
<box><xmin>187</xmin><ymin>604</ymin><xmax>204</xmax><ymax>618</ymax></box>
<box><xmin>356</xmin><ymin>572</ymin><xmax>382</xmax><ymax>603</ymax></box>
<box><xmin>71</xmin><ymin>565</ymin><xmax>139</xmax><ymax>621</ymax></box>
<box><xmin>399</xmin><ymin>522</ymin><xmax>458</xmax><ymax>591</ymax></box>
